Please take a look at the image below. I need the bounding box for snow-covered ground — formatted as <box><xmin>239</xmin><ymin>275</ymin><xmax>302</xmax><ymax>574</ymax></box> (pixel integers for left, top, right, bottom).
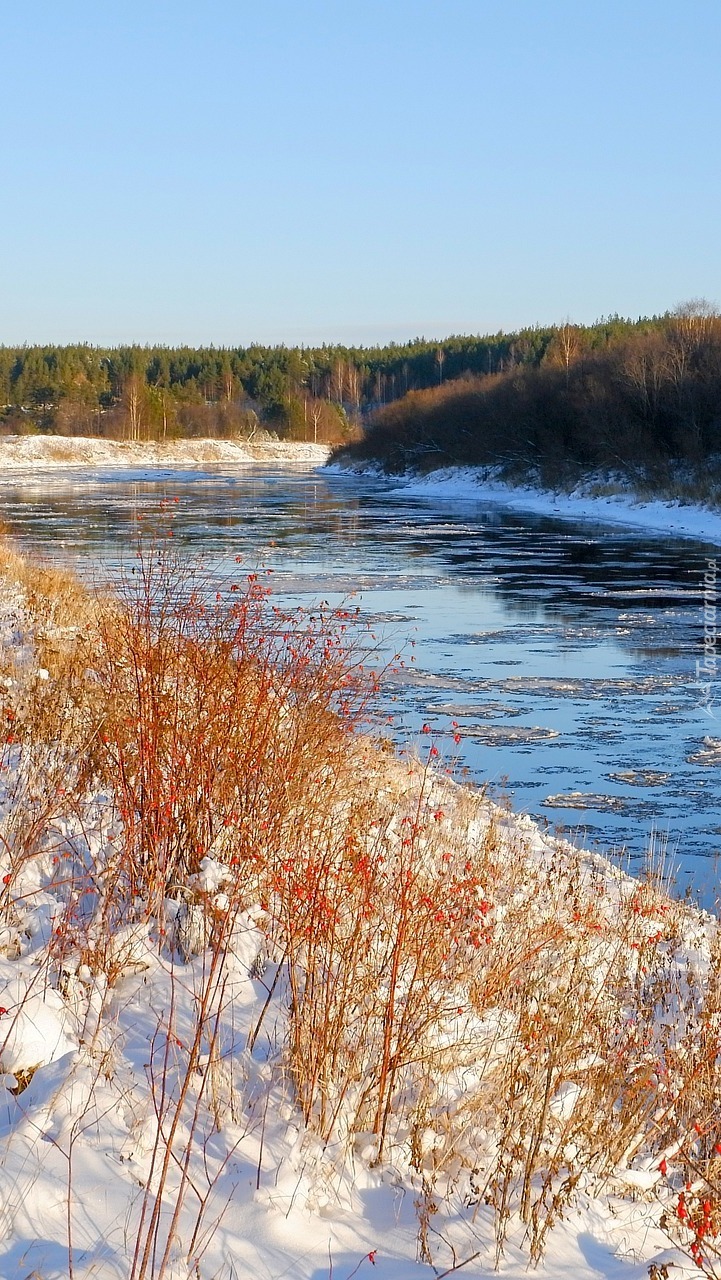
<box><xmin>0</xmin><ymin>434</ymin><xmax>330</xmax><ymax>474</ymax></box>
<box><xmin>0</xmin><ymin>770</ymin><xmax>706</xmax><ymax>1280</ymax></box>
<box><xmin>0</xmin><ymin>550</ymin><xmax>717</xmax><ymax>1280</ymax></box>
<box><xmin>327</xmin><ymin>461</ymin><xmax>721</xmax><ymax>545</ymax></box>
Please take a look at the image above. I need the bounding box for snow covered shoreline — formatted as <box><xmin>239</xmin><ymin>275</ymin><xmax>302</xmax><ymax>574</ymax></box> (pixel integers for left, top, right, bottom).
<box><xmin>0</xmin><ymin>434</ymin><xmax>331</xmax><ymax>474</ymax></box>
<box><xmin>327</xmin><ymin>460</ymin><xmax>721</xmax><ymax>545</ymax></box>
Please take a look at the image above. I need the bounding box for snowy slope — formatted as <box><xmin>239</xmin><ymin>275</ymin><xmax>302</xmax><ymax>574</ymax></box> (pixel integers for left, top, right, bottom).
<box><xmin>0</xmin><ymin>435</ymin><xmax>330</xmax><ymax>474</ymax></box>
<box><xmin>327</xmin><ymin>461</ymin><xmax>721</xmax><ymax>545</ymax></box>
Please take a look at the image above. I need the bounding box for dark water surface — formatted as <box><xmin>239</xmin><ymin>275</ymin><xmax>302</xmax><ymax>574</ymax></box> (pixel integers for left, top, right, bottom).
<box><xmin>2</xmin><ymin>463</ymin><xmax>719</xmax><ymax>902</ymax></box>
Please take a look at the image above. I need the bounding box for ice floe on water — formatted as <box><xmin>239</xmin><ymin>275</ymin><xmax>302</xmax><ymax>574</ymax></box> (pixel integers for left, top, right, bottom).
<box><xmin>429</xmin><ymin>700</ymin><xmax>529</xmax><ymax>719</ymax></box>
<box><xmin>607</xmin><ymin>769</ymin><xmax>672</xmax><ymax>787</ymax></box>
<box><xmin>686</xmin><ymin>736</ymin><xmax>721</xmax><ymax>765</ymax></box>
<box><xmin>496</xmin><ymin>675</ymin><xmax>683</xmax><ymax>697</ymax></box>
<box><xmin>455</xmin><ymin>723</ymin><xmax>561</xmax><ymax>745</ymax></box>
<box><xmin>543</xmin><ymin>791</ymin><xmax>633</xmax><ymax>812</ymax></box>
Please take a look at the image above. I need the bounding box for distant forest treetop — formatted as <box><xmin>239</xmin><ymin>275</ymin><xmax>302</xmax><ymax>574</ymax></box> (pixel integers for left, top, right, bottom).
<box><xmin>0</xmin><ymin>312</ymin><xmax>676</xmax><ymax>444</ymax></box>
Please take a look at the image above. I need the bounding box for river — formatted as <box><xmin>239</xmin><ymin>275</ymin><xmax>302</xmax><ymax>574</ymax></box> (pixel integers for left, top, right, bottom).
<box><xmin>1</xmin><ymin>460</ymin><xmax>718</xmax><ymax>903</ymax></box>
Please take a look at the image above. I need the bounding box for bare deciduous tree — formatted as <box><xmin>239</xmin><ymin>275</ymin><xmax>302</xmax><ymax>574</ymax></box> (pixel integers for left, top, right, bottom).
<box><xmin>124</xmin><ymin>374</ymin><xmax>145</xmax><ymax>442</ymax></box>
<box><xmin>557</xmin><ymin>321</ymin><xmax>581</xmax><ymax>388</ymax></box>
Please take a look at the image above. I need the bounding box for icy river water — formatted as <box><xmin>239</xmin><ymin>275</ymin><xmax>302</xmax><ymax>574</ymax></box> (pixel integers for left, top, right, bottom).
<box><xmin>2</xmin><ymin>461</ymin><xmax>719</xmax><ymax>903</ymax></box>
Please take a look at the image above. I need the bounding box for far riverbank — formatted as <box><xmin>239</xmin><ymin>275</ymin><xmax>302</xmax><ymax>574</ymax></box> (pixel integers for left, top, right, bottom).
<box><xmin>326</xmin><ymin>459</ymin><xmax>721</xmax><ymax>546</ymax></box>
<box><xmin>0</xmin><ymin>434</ymin><xmax>331</xmax><ymax>474</ymax></box>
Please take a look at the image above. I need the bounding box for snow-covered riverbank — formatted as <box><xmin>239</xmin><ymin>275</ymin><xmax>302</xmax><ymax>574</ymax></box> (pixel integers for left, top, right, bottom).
<box><xmin>0</xmin><ymin>545</ymin><xmax>717</xmax><ymax>1280</ymax></box>
<box><xmin>0</xmin><ymin>434</ymin><xmax>331</xmax><ymax>474</ymax></box>
<box><xmin>327</xmin><ymin>461</ymin><xmax>721</xmax><ymax>545</ymax></box>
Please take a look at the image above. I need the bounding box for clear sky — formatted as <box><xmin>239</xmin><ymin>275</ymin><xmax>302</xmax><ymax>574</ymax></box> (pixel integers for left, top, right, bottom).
<box><xmin>1</xmin><ymin>0</ymin><xmax>719</xmax><ymax>346</ymax></box>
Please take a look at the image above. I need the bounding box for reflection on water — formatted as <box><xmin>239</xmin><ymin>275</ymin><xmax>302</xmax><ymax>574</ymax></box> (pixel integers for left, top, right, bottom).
<box><xmin>0</xmin><ymin>462</ymin><xmax>718</xmax><ymax>902</ymax></box>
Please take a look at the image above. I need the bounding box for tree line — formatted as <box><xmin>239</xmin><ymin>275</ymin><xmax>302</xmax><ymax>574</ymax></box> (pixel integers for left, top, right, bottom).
<box><xmin>336</xmin><ymin>302</ymin><xmax>721</xmax><ymax>488</ymax></box>
<box><xmin>0</xmin><ymin>317</ymin><xmax>658</xmax><ymax>444</ymax></box>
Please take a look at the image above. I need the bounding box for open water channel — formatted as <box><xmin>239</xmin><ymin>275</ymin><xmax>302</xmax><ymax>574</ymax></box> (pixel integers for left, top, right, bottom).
<box><xmin>1</xmin><ymin>461</ymin><xmax>719</xmax><ymax>903</ymax></box>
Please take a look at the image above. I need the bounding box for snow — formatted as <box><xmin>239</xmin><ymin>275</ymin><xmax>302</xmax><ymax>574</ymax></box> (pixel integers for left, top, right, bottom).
<box><xmin>0</xmin><ymin>434</ymin><xmax>331</xmax><ymax>474</ymax></box>
<box><xmin>549</xmin><ymin>1080</ymin><xmax>582</xmax><ymax>1123</ymax></box>
<box><xmin>327</xmin><ymin>461</ymin><xmax>721</xmax><ymax>545</ymax></box>
<box><xmin>0</xmin><ymin>769</ymin><xmax>707</xmax><ymax>1279</ymax></box>
<box><xmin>0</xmin><ymin>977</ymin><xmax>75</xmax><ymax>1074</ymax></box>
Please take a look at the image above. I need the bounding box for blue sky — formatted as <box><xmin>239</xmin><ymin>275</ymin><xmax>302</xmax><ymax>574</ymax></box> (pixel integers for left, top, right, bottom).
<box><xmin>1</xmin><ymin>0</ymin><xmax>719</xmax><ymax>345</ymax></box>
